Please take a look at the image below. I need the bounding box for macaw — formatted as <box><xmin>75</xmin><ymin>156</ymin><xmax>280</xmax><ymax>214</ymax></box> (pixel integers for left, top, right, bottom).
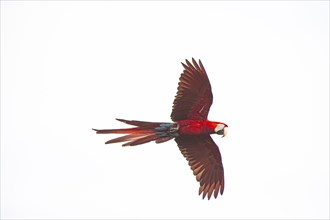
<box><xmin>93</xmin><ymin>58</ymin><xmax>228</xmax><ymax>199</ymax></box>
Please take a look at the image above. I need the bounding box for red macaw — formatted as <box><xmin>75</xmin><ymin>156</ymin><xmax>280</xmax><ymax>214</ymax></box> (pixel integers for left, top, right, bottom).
<box><xmin>93</xmin><ymin>58</ymin><xmax>228</xmax><ymax>199</ymax></box>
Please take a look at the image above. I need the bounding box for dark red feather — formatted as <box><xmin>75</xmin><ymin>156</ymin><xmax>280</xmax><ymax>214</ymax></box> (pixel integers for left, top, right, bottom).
<box><xmin>171</xmin><ymin>58</ymin><xmax>213</xmax><ymax>121</ymax></box>
<box><xmin>175</xmin><ymin>135</ymin><xmax>225</xmax><ymax>200</ymax></box>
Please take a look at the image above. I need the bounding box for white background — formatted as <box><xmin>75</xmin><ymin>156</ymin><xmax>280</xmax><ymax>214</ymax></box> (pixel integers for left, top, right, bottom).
<box><xmin>1</xmin><ymin>1</ymin><xmax>329</xmax><ymax>219</ymax></box>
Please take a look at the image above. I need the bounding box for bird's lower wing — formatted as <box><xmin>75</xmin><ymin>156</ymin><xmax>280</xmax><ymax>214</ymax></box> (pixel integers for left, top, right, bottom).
<box><xmin>175</xmin><ymin>135</ymin><xmax>224</xmax><ymax>199</ymax></box>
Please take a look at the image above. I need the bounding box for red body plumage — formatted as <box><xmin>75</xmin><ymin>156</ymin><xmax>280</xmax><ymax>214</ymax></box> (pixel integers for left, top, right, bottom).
<box><xmin>93</xmin><ymin>58</ymin><xmax>228</xmax><ymax>199</ymax></box>
<box><xmin>177</xmin><ymin>120</ymin><xmax>227</xmax><ymax>135</ymax></box>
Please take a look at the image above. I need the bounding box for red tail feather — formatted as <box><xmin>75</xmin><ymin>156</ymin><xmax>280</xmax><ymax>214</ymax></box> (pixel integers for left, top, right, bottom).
<box><xmin>93</xmin><ymin>119</ymin><xmax>178</xmax><ymax>146</ymax></box>
<box><xmin>92</xmin><ymin>128</ymin><xmax>147</xmax><ymax>134</ymax></box>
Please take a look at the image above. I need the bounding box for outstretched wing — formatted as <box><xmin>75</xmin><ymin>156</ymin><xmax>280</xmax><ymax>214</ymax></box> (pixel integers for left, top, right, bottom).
<box><xmin>171</xmin><ymin>58</ymin><xmax>213</xmax><ymax>121</ymax></box>
<box><xmin>175</xmin><ymin>135</ymin><xmax>224</xmax><ymax>199</ymax></box>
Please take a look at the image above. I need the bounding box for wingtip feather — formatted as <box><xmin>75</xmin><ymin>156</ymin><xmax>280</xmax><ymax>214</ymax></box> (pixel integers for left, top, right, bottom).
<box><xmin>116</xmin><ymin>118</ymin><xmax>126</xmax><ymax>123</ymax></box>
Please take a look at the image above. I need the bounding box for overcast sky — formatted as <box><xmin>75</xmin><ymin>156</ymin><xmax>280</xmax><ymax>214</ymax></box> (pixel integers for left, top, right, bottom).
<box><xmin>1</xmin><ymin>1</ymin><xmax>329</xmax><ymax>219</ymax></box>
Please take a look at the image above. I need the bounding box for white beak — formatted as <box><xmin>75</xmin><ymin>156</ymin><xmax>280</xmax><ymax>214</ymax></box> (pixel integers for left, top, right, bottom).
<box><xmin>222</xmin><ymin>128</ymin><xmax>227</xmax><ymax>138</ymax></box>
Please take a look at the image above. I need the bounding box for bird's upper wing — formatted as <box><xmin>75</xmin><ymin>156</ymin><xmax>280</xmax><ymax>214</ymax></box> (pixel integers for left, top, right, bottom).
<box><xmin>171</xmin><ymin>58</ymin><xmax>213</xmax><ymax>121</ymax></box>
<box><xmin>175</xmin><ymin>135</ymin><xmax>224</xmax><ymax>199</ymax></box>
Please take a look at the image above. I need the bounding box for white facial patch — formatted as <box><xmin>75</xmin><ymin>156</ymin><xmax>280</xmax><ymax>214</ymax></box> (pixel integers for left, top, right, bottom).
<box><xmin>215</xmin><ymin>124</ymin><xmax>225</xmax><ymax>133</ymax></box>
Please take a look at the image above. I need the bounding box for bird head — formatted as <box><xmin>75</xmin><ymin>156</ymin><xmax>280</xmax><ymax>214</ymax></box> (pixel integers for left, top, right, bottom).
<box><xmin>215</xmin><ymin>123</ymin><xmax>228</xmax><ymax>138</ymax></box>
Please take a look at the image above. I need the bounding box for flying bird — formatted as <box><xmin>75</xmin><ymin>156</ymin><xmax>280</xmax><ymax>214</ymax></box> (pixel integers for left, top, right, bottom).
<box><xmin>93</xmin><ymin>58</ymin><xmax>228</xmax><ymax>199</ymax></box>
